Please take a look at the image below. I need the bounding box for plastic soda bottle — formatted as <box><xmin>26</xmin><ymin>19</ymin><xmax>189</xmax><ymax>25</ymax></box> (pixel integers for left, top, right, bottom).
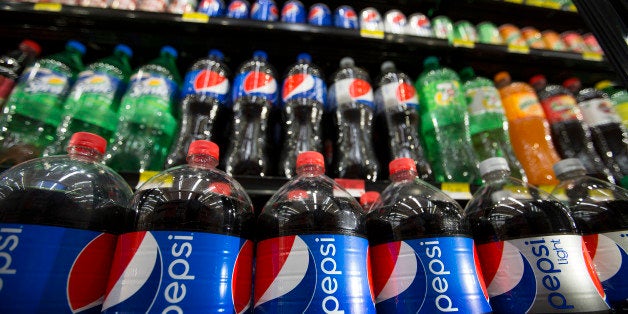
<box><xmin>368</xmin><ymin>157</ymin><xmax>492</xmax><ymax>313</ymax></box>
<box><xmin>44</xmin><ymin>44</ymin><xmax>133</xmax><ymax>156</ymax></box>
<box><xmin>0</xmin><ymin>132</ymin><xmax>133</xmax><ymax>312</ymax></box>
<box><xmin>596</xmin><ymin>80</ymin><xmax>628</xmax><ymax>129</ymax></box>
<box><xmin>464</xmin><ymin>157</ymin><xmax>610</xmax><ymax>313</ymax></box>
<box><xmin>0</xmin><ymin>39</ymin><xmax>41</xmax><ymax>107</ymax></box>
<box><xmin>105</xmin><ymin>46</ymin><xmax>181</xmax><ymax>173</ymax></box>
<box><xmin>460</xmin><ymin>66</ymin><xmax>525</xmax><ymax>181</ymax></box>
<box><xmin>102</xmin><ymin>140</ymin><xmax>255</xmax><ymax>313</ymax></box>
<box><xmin>0</xmin><ymin>40</ymin><xmax>85</xmax><ymax>165</ymax></box>
<box><xmin>494</xmin><ymin>71</ymin><xmax>561</xmax><ymax>185</ymax></box>
<box><xmin>254</xmin><ymin>151</ymin><xmax>375</xmax><ymax>313</ymax></box>
<box><xmin>551</xmin><ymin>158</ymin><xmax>628</xmax><ymax>312</ymax></box>
<box><xmin>415</xmin><ymin>56</ymin><xmax>479</xmax><ymax>183</ymax></box>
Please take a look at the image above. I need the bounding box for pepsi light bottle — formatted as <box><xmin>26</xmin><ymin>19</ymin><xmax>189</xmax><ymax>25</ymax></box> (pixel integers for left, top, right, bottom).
<box><xmin>225</xmin><ymin>50</ymin><xmax>278</xmax><ymax>176</ymax></box>
<box><xmin>375</xmin><ymin>61</ymin><xmax>433</xmax><ymax>181</ymax></box>
<box><xmin>464</xmin><ymin>157</ymin><xmax>610</xmax><ymax>313</ymax></box>
<box><xmin>367</xmin><ymin>157</ymin><xmax>492</xmax><ymax>313</ymax></box>
<box><xmin>551</xmin><ymin>158</ymin><xmax>628</xmax><ymax>312</ymax></box>
<box><xmin>0</xmin><ymin>132</ymin><xmax>133</xmax><ymax>312</ymax></box>
<box><xmin>102</xmin><ymin>140</ymin><xmax>255</xmax><ymax>313</ymax></box>
<box><xmin>165</xmin><ymin>49</ymin><xmax>230</xmax><ymax>168</ymax></box>
<box><xmin>279</xmin><ymin>53</ymin><xmax>326</xmax><ymax>178</ymax></box>
<box><xmin>255</xmin><ymin>151</ymin><xmax>375</xmax><ymax>313</ymax></box>
<box><xmin>328</xmin><ymin>57</ymin><xmax>379</xmax><ymax>181</ymax></box>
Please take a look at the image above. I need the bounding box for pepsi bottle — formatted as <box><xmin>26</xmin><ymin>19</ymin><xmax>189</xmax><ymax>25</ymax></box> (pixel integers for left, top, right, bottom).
<box><xmin>225</xmin><ymin>51</ymin><xmax>278</xmax><ymax>176</ymax></box>
<box><xmin>0</xmin><ymin>132</ymin><xmax>133</xmax><ymax>312</ymax></box>
<box><xmin>102</xmin><ymin>140</ymin><xmax>255</xmax><ymax>313</ymax></box>
<box><xmin>551</xmin><ymin>158</ymin><xmax>628</xmax><ymax>312</ymax></box>
<box><xmin>279</xmin><ymin>53</ymin><xmax>326</xmax><ymax>178</ymax></box>
<box><xmin>375</xmin><ymin>61</ymin><xmax>433</xmax><ymax>181</ymax></box>
<box><xmin>165</xmin><ymin>49</ymin><xmax>230</xmax><ymax>168</ymax></box>
<box><xmin>464</xmin><ymin>157</ymin><xmax>610</xmax><ymax>313</ymax></box>
<box><xmin>328</xmin><ymin>57</ymin><xmax>379</xmax><ymax>181</ymax></box>
<box><xmin>254</xmin><ymin>151</ymin><xmax>375</xmax><ymax>313</ymax></box>
<box><xmin>367</xmin><ymin>157</ymin><xmax>492</xmax><ymax>313</ymax></box>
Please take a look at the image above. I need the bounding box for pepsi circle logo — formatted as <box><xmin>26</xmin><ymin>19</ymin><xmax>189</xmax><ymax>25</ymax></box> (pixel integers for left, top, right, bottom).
<box><xmin>309</xmin><ymin>7</ymin><xmax>324</xmax><ymax>20</ymax></box>
<box><xmin>371</xmin><ymin>241</ymin><xmax>419</xmax><ymax>303</ymax></box>
<box><xmin>193</xmin><ymin>70</ymin><xmax>229</xmax><ymax>95</ymax></box>
<box><xmin>345</xmin><ymin>9</ymin><xmax>356</xmax><ymax>19</ymax></box>
<box><xmin>395</xmin><ymin>82</ymin><xmax>417</xmax><ymax>104</ymax></box>
<box><xmin>229</xmin><ymin>1</ymin><xmax>246</xmax><ymax>12</ymax></box>
<box><xmin>349</xmin><ymin>79</ymin><xmax>373</xmax><ymax>101</ymax></box>
<box><xmin>232</xmin><ymin>240</ymin><xmax>254</xmax><ymax>314</ymax></box>
<box><xmin>363</xmin><ymin>11</ymin><xmax>379</xmax><ymax>23</ymax></box>
<box><xmin>270</xmin><ymin>5</ymin><xmax>279</xmax><ymax>18</ymax></box>
<box><xmin>243</xmin><ymin>71</ymin><xmax>277</xmax><ymax>95</ymax></box>
<box><xmin>282</xmin><ymin>73</ymin><xmax>314</xmax><ymax>101</ymax></box>
<box><xmin>391</xmin><ymin>13</ymin><xmax>405</xmax><ymax>24</ymax></box>
<box><xmin>282</xmin><ymin>3</ymin><xmax>298</xmax><ymax>16</ymax></box>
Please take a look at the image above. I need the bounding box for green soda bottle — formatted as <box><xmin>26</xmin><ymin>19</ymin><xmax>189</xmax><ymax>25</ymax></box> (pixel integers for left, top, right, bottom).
<box><xmin>596</xmin><ymin>80</ymin><xmax>628</xmax><ymax>130</ymax></box>
<box><xmin>459</xmin><ymin>67</ymin><xmax>526</xmax><ymax>181</ymax></box>
<box><xmin>43</xmin><ymin>44</ymin><xmax>133</xmax><ymax>156</ymax></box>
<box><xmin>0</xmin><ymin>40</ymin><xmax>85</xmax><ymax>166</ymax></box>
<box><xmin>415</xmin><ymin>57</ymin><xmax>480</xmax><ymax>183</ymax></box>
<box><xmin>105</xmin><ymin>46</ymin><xmax>181</xmax><ymax>173</ymax></box>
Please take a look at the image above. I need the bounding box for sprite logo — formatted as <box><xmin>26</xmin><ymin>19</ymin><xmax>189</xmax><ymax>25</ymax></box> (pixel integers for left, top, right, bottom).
<box><xmin>129</xmin><ymin>74</ymin><xmax>171</xmax><ymax>98</ymax></box>
<box><xmin>434</xmin><ymin>81</ymin><xmax>457</xmax><ymax>106</ymax></box>
<box><xmin>73</xmin><ymin>72</ymin><xmax>115</xmax><ymax>95</ymax></box>
<box><xmin>23</xmin><ymin>69</ymin><xmax>68</xmax><ymax>95</ymax></box>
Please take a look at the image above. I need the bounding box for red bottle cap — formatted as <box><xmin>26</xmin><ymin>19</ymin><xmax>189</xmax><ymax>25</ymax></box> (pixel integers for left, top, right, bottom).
<box><xmin>563</xmin><ymin>77</ymin><xmax>581</xmax><ymax>90</ymax></box>
<box><xmin>529</xmin><ymin>74</ymin><xmax>546</xmax><ymax>87</ymax></box>
<box><xmin>188</xmin><ymin>140</ymin><xmax>219</xmax><ymax>160</ymax></box>
<box><xmin>68</xmin><ymin>132</ymin><xmax>107</xmax><ymax>154</ymax></box>
<box><xmin>389</xmin><ymin>157</ymin><xmax>416</xmax><ymax>176</ymax></box>
<box><xmin>20</xmin><ymin>39</ymin><xmax>41</xmax><ymax>56</ymax></box>
<box><xmin>296</xmin><ymin>151</ymin><xmax>325</xmax><ymax>169</ymax></box>
<box><xmin>359</xmin><ymin>191</ymin><xmax>380</xmax><ymax>207</ymax></box>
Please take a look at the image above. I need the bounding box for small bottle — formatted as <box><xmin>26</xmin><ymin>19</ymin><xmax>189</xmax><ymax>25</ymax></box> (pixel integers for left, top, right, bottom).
<box><xmin>0</xmin><ymin>39</ymin><xmax>41</xmax><ymax>108</ymax></box>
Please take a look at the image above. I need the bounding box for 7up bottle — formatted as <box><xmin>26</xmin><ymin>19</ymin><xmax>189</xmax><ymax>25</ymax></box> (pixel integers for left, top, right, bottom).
<box><xmin>0</xmin><ymin>40</ymin><xmax>86</xmax><ymax>166</ymax></box>
<box><xmin>44</xmin><ymin>44</ymin><xmax>133</xmax><ymax>156</ymax></box>
<box><xmin>105</xmin><ymin>46</ymin><xmax>181</xmax><ymax>173</ymax></box>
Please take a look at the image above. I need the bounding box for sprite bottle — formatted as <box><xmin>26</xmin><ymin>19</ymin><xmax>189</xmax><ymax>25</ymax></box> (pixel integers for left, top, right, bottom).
<box><xmin>44</xmin><ymin>44</ymin><xmax>133</xmax><ymax>156</ymax></box>
<box><xmin>0</xmin><ymin>40</ymin><xmax>86</xmax><ymax>166</ymax></box>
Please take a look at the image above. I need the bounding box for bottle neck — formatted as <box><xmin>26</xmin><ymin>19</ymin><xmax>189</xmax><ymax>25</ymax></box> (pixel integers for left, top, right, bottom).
<box><xmin>557</xmin><ymin>169</ymin><xmax>587</xmax><ymax>182</ymax></box>
<box><xmin>67</xmin><ymin>146</ymin><xmax>103</xmax><ymax>162</ymax></box>
<box><xmin>481</xmin><ymin>170</ymin><xmax>510</xmax><ymax>183</ymax></box>
<box><xmin>296</xmin><ymin>165</ymin><xmax>325</xmax><ymax>176</ymax></box>
<box><xmin>187</xmin><ymin>154</ymin><xmax>218</xmax><ymax>169</ymax></box>
<box><xmin>390</xmin><ymin>169</ymin><xmax>417</xmax><ymax>182</ymax></box>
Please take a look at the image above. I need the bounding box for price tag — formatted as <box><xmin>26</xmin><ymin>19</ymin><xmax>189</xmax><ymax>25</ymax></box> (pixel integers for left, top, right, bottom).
<box><xmin>582</xmin><ymin>52</ymin><xmax>603</xmax><ymax>61</ymax></box>
<box><xmin>504</xmin><ymin>0</ymin><xmax>524</xmax><ymax>3</ymax></box>
<box><xmin>537</xmin><ymin>185</ymin><xmax>556</xmax><ymax>195</ymax></box>
<box><xmin>34</xmin><ymin>2</ymin><xmax>62</xmax><ymax>11</ymax></box>
<box><xmin>440</xmin><ymin>182</ymin><xmax>472</xmax><ymax>200</ymax></box>
<box><xmin>136</xmin><ymin>170</ymin><xmax>160</xmax><ymax>189</ymax></box>
<box><xmin>549</xmin><ymin>187</ymin><xmax>567</xmax><ymax>201</ymax></box>
<box><xmin>525</xmin><ymin>0</ymin><xmax>546</xmax><ymax>7</ymax></box>
<box><xmin>182</xmin><ymin>12</ymin><xmax>209</xmax><ymax>23</ymax></box>
<box><xmin>360</xmin><ymin>29</ymin><xmax>385</xmax><ymax>39</ymax></box>
<box><xmin>334</xmin><ymin>178</ymin><xmax>366</xmax><ymax>197</ymax></box>
<box><xmin>453</xmin><ymin>39</ymin><xmax>475</xmax><ymax>49</ymax></box>
<box><xmin>507</xmin><ymin>44</ymin><xmax>530</xmax><ymax>54</ymax></box>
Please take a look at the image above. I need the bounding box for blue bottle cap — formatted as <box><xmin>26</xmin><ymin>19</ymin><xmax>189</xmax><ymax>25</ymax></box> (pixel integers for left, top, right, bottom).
<box><xmin>423</xmin><ymin>56</ymin><xmax>440</xmax><ymax>68</ymax></box>
<box><xmin>209</xmin><ymin>49</ymin><xmax>224</xmax><ymax>60</ymax></box>
<box><xmin>161</xmin><ymin>46</ymin><xmax>178</xmax><ymax>58</ymax></box>
<box><xmin>297</xmin><ymin>53</ymin><xmax>311</xmax><ymax>63</ymax></box>
<box><xmin>253</xmin><ymin>50</ymin><xmax>268</xmax><ymax>60</ymax></box>
<box><xmin>114</xmin><ymin>44</ymin><xmax>133</xmax><ymax>58</ymax></box>
<box><xmin>67</xmin><ymin>40</ymin><xmax>86</xmax><ymax>55</ymax></box>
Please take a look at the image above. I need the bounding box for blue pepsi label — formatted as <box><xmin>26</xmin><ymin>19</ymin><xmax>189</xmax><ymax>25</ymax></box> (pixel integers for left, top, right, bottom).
<box><xmin>584</xmin><ymin>231</ymin><xmax>628</xmax><ymax>307</ymax></box>
<box><xmin>478</xmin><ymin>235</ymin><xmax>610</xmax><ymax>313</ymax></box>
<box><xmin>19</xmin><ymin>66</ymin><xmax>71</xmax><ymax>96</ymax></box>
<box><xmin>281</xmin><ymin>0</ymin><xmax>305</xmax><ymax>23</ymax></box>
<box><xmin>0</xmin><ymin>223</ymin><xmax>117</xmax><ymax>313</ymax></box>
<box><xmin>370</xmin><ymin>237</ymin><xmax>492</xmax><ymax>313</ymax></box>
<box><xmin>102</xmin><ymin>231</ymin><xmax>253</xmax><ymax>313</ymax></box>
<box><xmin>254</xmin><ymin>234</ymin><xmax>375</xmax><ymax>313</ymax></box>
<box><xmin>232</xmin><ymin>71</ymin><xmax>278</xmax><ymax>106</ymax></box>
<box><xmin>328</xmin><ymin>78</ymin><xmax>375</xmax><ymax>110</ymax></box>
<box><xmin>282</xmin><ymin>73</ymin><xmax>326</xmax><ymax>107</ymax></box>
<box><xmin>227</xmin><ymin>0</ymin><xmax>249</xmax><ymax>18</ymax></box>
<box><xmin>181</xmin><ymin>69</ymin><xmax>230</xmax><ymax>104</ymax></box>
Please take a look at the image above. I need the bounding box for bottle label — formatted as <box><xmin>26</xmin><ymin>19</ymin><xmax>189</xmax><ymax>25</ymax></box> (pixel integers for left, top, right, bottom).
<box><xmin>370</xmin><ymin>237</ymin><xmax>492</xmax><ymax>313</ymax></box>
<box><xmin>540</xmin><ymin>94</ymin><xmax>580</xmax><ymax>123</ymax></box>
<box><xmin>120</xmin><ymin>71</ymin><xmax>178</xmax><ymax>132</ymax></box>
<box><xmin>583</xmin><ymin>230</ymin><xmax>628</xmax><ymax>305</ymax></box>
<box><xmin>181</xmin><ymin>69</ymin><xmax>230</xmax><ymax>104</ymax></box>
<box><xmin>0</xmin><ymin>223</ymin><xmax>116</xmax><ymax>313</ymax></box>
<box><xmin>501</xmin><ymin>91</ymin><xmax>545</xmax><ymax>121</ymax></box>
<box><xmin>127</xmin><ymin>72</ymin><xmax>177</xmax><ymax>107</ymax></box>
<box><xmin>0</xmin><ymin>76</ymin><xmax>16</xmax><ymax>104</ymax></box>
<box><xmin>477</xmin><ymin>235</ymin><xmax>610</xmax><ymax>313</ymax></box>
<box><xmin>102</xmin><ymin>231</ymin><xmax>253</xmax><ymax>313</ymax></box>
<box><xmin>65</xmin><ymin>70</ymin><xmax>122</xmax><ymax>128</ymax></box>
<box><xmin>19</xmin><ymin>66</ymin><xmax>71</xmax><ymax>96</ymax></box>
<box><xmin>328</xmin><ymin>78</ymin><xmax>375</xmax><ymax>110</ymax></box>
<box><xmin>578</xmin><ymin>98</ymin><xmax>621</xmax><ymax>127</ymax></box>
<box><xmin>375</xmin><ymin>81</ymin><xmax>419</xmax><ymax>112</ymax></box>
<box><xmin>282</xmin><ymin>73</ymin><xmax>326</xmax><ymax>107</ymax></box>
<box><xmin>254</xmin><ymin>234</ymin><xmax>375</xmax><ymax>313</ymax></box>
<box><xmin>466</xmin><ymin>85</ymin><xmax>504</xmax><ymax>116</ymax></box>
<box><xmin>232</xmin><ymin>71</ymin><xmax>278</xmax><ymax>105</ymax></box>
<box><xmin>422</xmin><ymin>80</ymin><xmax>465</xmax><ymax>111</ymax></box>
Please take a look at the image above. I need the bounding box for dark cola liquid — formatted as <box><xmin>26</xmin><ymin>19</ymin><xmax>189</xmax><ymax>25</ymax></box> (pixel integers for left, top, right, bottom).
<box><xmin>367</xmin><ymin>200</ymin><xmax>469</xmax><ymax>246</ymax></box>
<box><xmin>591</xmin><ymin>123</ymin><xmax>628</xmax><ymax>175</ymax></box>
<box><xmin>465</xmin><ymin>199</ymin><xmax>578</xmax><ymax>244</ymax></box>
<box><xmin>133</xmin><ymin>188</ymin><xmax>255</xmax><ymax>239</ymax></box>
<box><xmin>256</xmin><ymin>197</ymin><xmax>367</xmax><ymax>241</ymax></box>
<box><xmin>0</xmin><ymin>188</ymin><xmax>132</xmax><ymax>234</ymax></box>
<box><xmin>569</xmin><ymin>199</ymin><xmax>628</xmax><ymax>234</ymax></box>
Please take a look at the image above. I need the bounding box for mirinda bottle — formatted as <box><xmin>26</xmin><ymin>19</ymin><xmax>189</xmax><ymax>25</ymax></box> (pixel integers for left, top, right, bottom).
<box><xmin>494</xmin><ymin>71</ymin><xmax>560</xmax><ymax>185</ymax></box>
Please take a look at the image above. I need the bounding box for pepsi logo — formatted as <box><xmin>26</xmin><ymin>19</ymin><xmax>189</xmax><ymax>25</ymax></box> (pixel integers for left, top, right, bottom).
<box><xmin>395</xmin><ymin>82</ymin><xmax>417</xmax><ymax>104</ymax></box>
<box><xmin>251</xmin><ymin>2</ymin><xmax>260</xmax><ymax>14</ymax></box>
<box><xmin>282</xmin><ymin>73</ymin><xmax>314</xmax><ymax>101</ymax></box>
<box><xmin>193</xmin><ymin>70</ymin><xmax>229</xmax><ymax>95</ymax></box>
<box><xmin>232</xmin><ymin>240</ymin><xmax>254</xmax><ymax>314</ymax></box>
<box><xmin>585</xmin><ymin>234</ymin><xmax>624</xmax><ymax>282</ymax></box>
<box><xmin>282</xmin><ymin>3</ymin><xmax>298</xmax><ymax>16</ymax></box>
<box><xmin>229</xmin><ymin>1</ymin><xmax>246</xmax><ymax>12</ymax></box>
<box><xmin>270</xmin><ymin>5</ymin><xmax>279</xmax><ymax>18</ymax></box>
<box><xmin>371</xmin><ymin>241</ymin><xmax>418</xmax><ymax>303</ymax></box>
<box><xmin>580</xmin><ymin>237</ymin><xmax>606</xmax><ymax>298</ymax></box>
<box><xmin>415</xmin><ymin>16</ymin><xmax>429</xmax><ymax>28</ymax></box>
<box><xmin>363</xmin><ymin>11</ymin><xmax>379</xmax><ymax>23</ymax></box>
<box><xmin>473</xmin><ymin>245</ymin><xmax>489</xmax><ymax>301</ymax></box>
<box><xmin>391</xmin><ymin>13</ymin><xmax>405</xmax><ymax>25</ymax></box>
<box><xmin>309</xmin><ymin>7</ymin><xmax>324</xmax><ymax>20</ymax></box>
<box><xmin>243</xmin><ymin>71</ymin><xmax>277</xmax><ymax>95</ymax></box>
<box><xmin>344</xmin><ymin>9</ymin><xmax>356</xmax><ymax>20</ymax></box>
<box><xmin>349</xmin><ymin>79</ymin><xmax>373</xmax><ymax>102</ymax></box>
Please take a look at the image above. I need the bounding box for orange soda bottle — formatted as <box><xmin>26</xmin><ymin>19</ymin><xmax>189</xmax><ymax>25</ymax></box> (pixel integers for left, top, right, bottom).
<box><xmin>494</xmin><ymin>71</ymin><xmax>560</xmax><ymax>185</ymax></box>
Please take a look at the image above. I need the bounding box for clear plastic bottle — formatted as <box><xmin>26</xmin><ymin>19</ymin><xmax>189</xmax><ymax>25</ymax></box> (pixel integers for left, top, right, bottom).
<box><xmin>328</xmin><ymin>57</ymin><xmax>379</xmax><ymax>181</ymax></box>
<box><xmin>0</xmin><ymin>39</ymin><xmax>40</xmax><ymax>107</ymax></box>
<box><xmin>279</xmin><ymin>53</ymin><xmax>326</xmax><ymax>178</ymax></box>
<box><xmin>596</xmin><ymin>80</ymin><xmax>628</xmax><ymax>130</ymax></box>
<box><xmin>0</xmin><ymin>40</ymin><xmax>86</xmax><ymax>166</ymax></box>
<box><xmin>225</xmin><ymin>50</ymin><xmax>278</xmax><ymax>176</ymax></box>
<box><xmin>44</xmin><ymin>44</ymin><xmax>133</xmax><ymax>157</ymax></box>
<box><xmin>375</xmin><ymin>61</ymin><xmax>433</xmax><ymax>181</ymax></box>
<box><xmin>367</xmin><ymin>157</ymin><xmax>492</xmax><ymax>313</ymax></box>
<box><xmin>551</xmin><ymin>158</ymin><xmax>628</xmax><ymax>312</ymax></box>
<box><xmin>105</xmin><ymin>46</ymin><xmax>181</xmax><ymax>173</ymax></box>
<box><xmin>464</xmin><ymin>157</ymin><xmax>610</xmax><ymax>313</ymax></box>
<box><xmin>254</xmin><ymin>151</ymin><xmax>375</xmax><ymax>312</ymax></box>
<box><xmin>165</xmin><ymin>49</ymin><xmax>230</xmax><ymax>168</ymax></box>
<box><xmin>102</xmin><ymin>140</ymin><xmax>255</xmax><ymax>313</ymax></box>
<box><xmin>0</xmin><ymin>132</ymin><xmax>134</xmax><ymax>312</ymax></box>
